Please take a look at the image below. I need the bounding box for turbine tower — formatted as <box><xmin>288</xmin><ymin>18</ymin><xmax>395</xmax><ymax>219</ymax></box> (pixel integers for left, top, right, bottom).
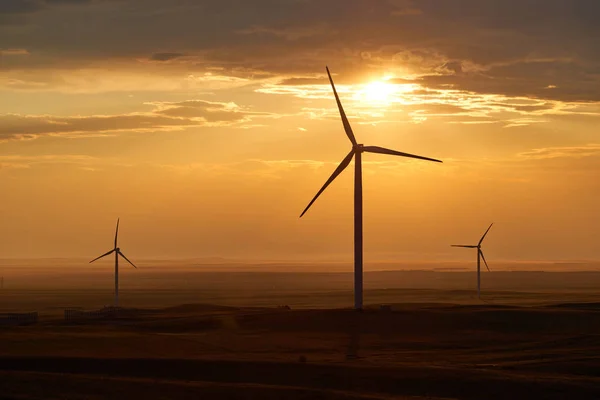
<box><xmin>90</xmin><ymin>218</ymin><xmax>137</xmax><ymax>307</ymax></box>
<box><xmin>300</xmin><ymin>67</ymin><xmax>442</xmax><ymax>310</ymax></box>
<box><xmin>452</xmin><ymin>223</ymin><xmax>493</xmax><ymax>299</ymax></box>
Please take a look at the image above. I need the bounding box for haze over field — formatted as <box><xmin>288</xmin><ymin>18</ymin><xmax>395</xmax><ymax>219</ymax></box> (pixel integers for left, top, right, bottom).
<box><xmin>2</xmin><ymin>259</ymin><xmax>600</xmax><ymax>312</ymax></box>
<box><xmin>1</xmin><ymin>0</ymin><xmax>600</xmax><ymax>264</ymax></box>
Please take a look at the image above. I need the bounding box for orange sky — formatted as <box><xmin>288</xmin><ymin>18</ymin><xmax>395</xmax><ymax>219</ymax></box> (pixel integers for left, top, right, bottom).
<box><xmin>0</xmin><ymin>0</ymin><xmax>599</xmax><ymax>262</ymax></box>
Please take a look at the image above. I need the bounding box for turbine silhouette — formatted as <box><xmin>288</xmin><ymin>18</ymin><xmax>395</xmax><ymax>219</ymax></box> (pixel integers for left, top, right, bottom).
<box><xmin>300</xmin><ymin>67</ymin><xmax>443</xmax><ymax>310</ymax></box>
<box><xmin>90</xmin><ymin>218</ymin><xmax>137</xmax><ymax>307</ymax></box>
<box><xmin>452</xmin><ymin>223</ymin><xmax>493</xmax><ymax>299</ymax></box>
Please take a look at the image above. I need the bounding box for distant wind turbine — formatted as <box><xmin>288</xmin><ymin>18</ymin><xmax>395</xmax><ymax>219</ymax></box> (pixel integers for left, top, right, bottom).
<box><xmin>300</xmin><ymin>66</ymin><xmax>443</xmax><ymax>310</ymax></box>
<box><xmin>89</xmin><ymin>218</ymin><xmax>137</xmax><ymax>307</ymax></box>
<box><xmin>452</xmin><ymin>223</ymin><xmax>493</xmax><ymax>299</ymax></box>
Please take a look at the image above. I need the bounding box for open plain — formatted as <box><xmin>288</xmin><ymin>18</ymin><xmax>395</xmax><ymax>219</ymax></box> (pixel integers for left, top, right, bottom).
<box><xmin>1</xmin><ymin>261</ymin><xmax>600</xmax><ymax>399</ymax></box>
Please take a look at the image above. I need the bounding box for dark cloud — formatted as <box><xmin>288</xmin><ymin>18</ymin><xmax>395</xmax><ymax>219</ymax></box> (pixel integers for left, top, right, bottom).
<box><xmin>420</xmin><ymin>59</ymin><xmax>600</xmax><ymax>102</ymax></box>
<box><xmin>45</xmin><ymin>0</ymin><xmax>95</xmax><ymax>4</ymax></box>
<box><xmin>0</xmin><ymin>0</ymin><xmax>96</xmax><ymax>15</ymax></box>
<box><xmin>0</xmin><ymin>1</ymin><xmax>40</xmax><ymax>14</ymax></box>
<box><xmin>0</xmin><ymin>113</ymin><xmax>196</xmax><ymax>139</ymax></box>
<box><xmin>0</xmin><ymin>0</ymin><xmax>107</xmax><ymax>25</ymax></box>
<box><xmin>1</xmin><ymin>0</ymin><xmax>600</xmax><ymax>101</ymax></box>
<box><xmin>0</xmin><ymin>99</ymin><xmax>273</xmax><ymax>140</ymax></box>
<box><xmin>0</xmin><ymin>0</ymin><xmax>40</xmax><ymax>24</ymax></box>
<box><xmin>150</xmin><ymin>52</ymin><xmax>186</xmax><ymax>62</ymax></box>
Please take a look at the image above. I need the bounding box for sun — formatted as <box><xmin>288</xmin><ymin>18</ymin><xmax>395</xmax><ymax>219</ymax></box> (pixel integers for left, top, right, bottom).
<box><xmin>352</xmin><ymin>77</ymin><xmax>419</xmax><ymax>107</ymax></box>
<box><xmin>363</xmin><ymin>80</ymin><xmax>396</xmax><ymax>103</ymax></box>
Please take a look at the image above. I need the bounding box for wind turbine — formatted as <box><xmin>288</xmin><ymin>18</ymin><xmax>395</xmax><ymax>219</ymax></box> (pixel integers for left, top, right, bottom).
<box><xmin>451</xmin><ymin>223</ymin><xmax>493</xmax><ymax>299</ymax></box>
<box><xmin>300</xmin><ymin>67</ymin><xmax>442</xmax><ymax>310</ymax></box>
<box><xmin>89</xmin><ymin>218</ymin><xmax>137</xmax><ymax>307</ymax></box>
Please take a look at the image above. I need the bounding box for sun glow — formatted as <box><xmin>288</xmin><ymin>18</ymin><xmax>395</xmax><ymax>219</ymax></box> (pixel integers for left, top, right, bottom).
<box><xmin>354</xmin><ymin>78</ymin><xmax>417</xmax><ymax>106</ymax></box>
<box><xmin>363</xmin><ymin>81</ymin><xmax>396</xmax><ymax>103</ymax></box>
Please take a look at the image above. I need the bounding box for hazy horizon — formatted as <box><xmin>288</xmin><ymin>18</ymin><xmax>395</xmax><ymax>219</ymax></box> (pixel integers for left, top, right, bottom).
<box><xmin>1</xmin><ymin>257</ymin><xmax>600</xmax><ymax>272</ymax></box>
<box><xmin>3</xmin><ymin>264</ymin><xmax>600</xmax><ymax>312</ymax></box>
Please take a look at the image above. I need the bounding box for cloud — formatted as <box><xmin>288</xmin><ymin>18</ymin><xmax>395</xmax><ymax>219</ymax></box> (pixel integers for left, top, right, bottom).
<box><xmin>0</xmin><ymin>113</ymin><xmax>197</xmax><ymax>139</ymax></box>
<box><xmin>258</xmin><ymin>76</ymin><xmax>600</xmax><ymax>127</ymax></box>
<box><xmin>0</xmin><ymin>0</ymin><xmax>101</xmax><ymax>24</ymax></box>
<box><xmin>237</xmin><ymin>23</ymin><xmax>337</xmax><ymax>40</ymax></box>
<box><xmin>0</xmin><ymin>154</ymin><xmax>100</xmax><ymax>170</ymax></box>
<box><xmin>149</xmin><ymin>52</ymin><xmax>186</xmax><ymax>62</ymax></box>
<box><xmin>0</xmin><ymin>99</ymin><xmax>279</xmax><ymax>140</ymax></box>
<box><xmin>388</xmin><ymin>0</ymin><xmax>422</xmax><ymax>16</ymax></box>
<box><xmin>0</xmin><ymin>48</ymin><xmax>29</xmax><ymax>55</ymax></box>
<box><xmin>0</xmin><ymin>1</ymin><xmax>42</xmax><ymax>15</ymax></box>
<box><xmin>518</xmin><ymin>145</ymin><xmax>600</xmax><ymax>160</ymax></box>
<box><xmin>152</xmin><ymin>99</ymin><xmax>280</xmax><ymax>122</ymax></box>
<box><xmin>420</xmin><ymin>58</ymin><xmax>600</xmax><ymax>102</ymax></box>
<box><xmin>0</xmin><ymin>68</ymin><xmax>256</xmax><ymax>93</ymax></box>
<box><xmin>1</xmin><ymin>0</ymin><xmax>600</xmax><ymax>103</ymax></box>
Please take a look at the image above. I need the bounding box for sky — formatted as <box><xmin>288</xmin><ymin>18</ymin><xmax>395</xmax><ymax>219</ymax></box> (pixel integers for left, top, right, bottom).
<box><xmin>0</xmin><ymin>0</ymin><xmax>599</xmax><ymax>262</ymax></box>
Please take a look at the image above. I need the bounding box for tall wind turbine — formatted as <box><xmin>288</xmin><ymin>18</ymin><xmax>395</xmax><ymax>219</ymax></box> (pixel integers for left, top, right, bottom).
<box><xmin>300</xmin><ymin>67</ymin><xmax>443</xmax><ymax>310</ymax></box>
<box><xmin>452</xmin><ymin>223</ymin><xmax>493</xmax><ymax>299</ymax></box>
<box><xmin>90</xmin><ymin>218</ymin><xmax>137</xmax><ymax>307</ymax></box>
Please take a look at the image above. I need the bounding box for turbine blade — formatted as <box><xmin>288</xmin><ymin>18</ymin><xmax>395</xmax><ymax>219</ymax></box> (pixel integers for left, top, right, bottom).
<box><xmin>300</xmin><ymin>149</ymin><xmax>355</xmax><ymax>218</ymax></box>
<box><xmin>326</xmin><ymin>66</ymin><xmax>357</xmax><ymax>146</ymax></box>
<box><xmin>114</xmin><ymin>218</ymin><xmax>120</xmax><ymax>248</ymax></box>
<box><xmin>478</xmin><ymin>223</ymin><xmax>494</xmax><ymax>246</ymax></box>
<box><xmin>362</xmin><ymin>146</ymin><xmax>442</xmax><ymax>163</ymax></box>
<box><xmin>479</xmin><ymin>249</ymin><xmax>490</xmax><ymax>271</ymax></box>
<box><xmin>118</xmin><ymin>250</ymin><xmax>137</xmax><ymax>269</ymax></box>
<box><xmin>89</xmin><ymin>249</ymin><xmax>115</xmax><ymax>264</ymax></box>
<box><xmin>451</xmin><ymin>245</ymin><xmax>477</xmax><ymax>248</ymax></box>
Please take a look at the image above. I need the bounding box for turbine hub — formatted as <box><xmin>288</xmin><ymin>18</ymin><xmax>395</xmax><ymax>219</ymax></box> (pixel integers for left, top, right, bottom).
<box><xmin>354</xmin><ymin>143</ymin><xmax>364</xmax><ymax>152</ymax></box>
<box><xmin>116</xmin><ymin>247</ymin><xmax>120</xmax><ymax>252</ymax></box>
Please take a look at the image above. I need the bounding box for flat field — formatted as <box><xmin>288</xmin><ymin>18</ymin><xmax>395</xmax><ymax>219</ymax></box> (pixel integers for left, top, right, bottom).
<box><xmin>1</xmin><ymin>263</ymin><xmax>600</xmax><ymax>399</ymax></box>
